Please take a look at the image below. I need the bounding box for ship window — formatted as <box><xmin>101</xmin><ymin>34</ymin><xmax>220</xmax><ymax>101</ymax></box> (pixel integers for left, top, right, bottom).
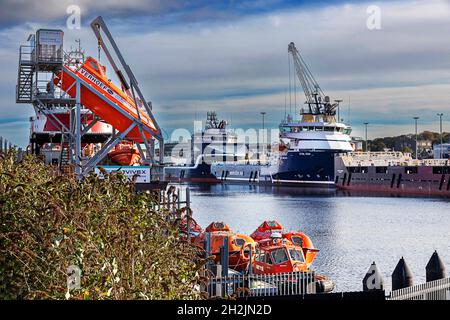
<box><xmin>255</xmin><ymin>248</ymin><xmax>262</xmax><ymax>262</ymax></box>
<box><xmin>271</xmin><ymin>248</ymin><xmax>289</xmax><ymax>264</ymax></box>
<box><xmin>89</xmin><ymin>60</ymin><xmax>99</xmax><ymax>71</ymax></box>
<box><xmin>349</xmin><ymin>166</ymin><xmax>368</xmax><ymax>173</ymax></box>
<box><xmin>234</xmin><ymin>238</ymin><xmax>246</xmax><ymax>247</ymax></box>
<box><xmin>290</xmin><ymin>236</ymin><xmax>303</xmax><ymax>247</ymax></box>
<box><xmin>376</xmin><ymin>167</ymin><xmax>388</xmax><ymax>174</ymax></box>
<box><xmin>324</xmin><ymin>126</ymin><xmax>334</xmax><ymax>132</ymax></box>
<box><xmin>405</xmin><ymin>167</ymin><xmax>418</xmax><ymax>174</ymax></box>
<box><xmin>265</xmin><ymin>252</ymin><xmax>273</xmax><ymax>265</ymax></box>
<box><xmin>288</xmin><ymin>249</ymin><xmax>304</xmax><ymax>262</ymax></box>
<box><xmin>433</xmin><ymin>167</ymin><xmax>443</xmax><ymax>174</ymax></box>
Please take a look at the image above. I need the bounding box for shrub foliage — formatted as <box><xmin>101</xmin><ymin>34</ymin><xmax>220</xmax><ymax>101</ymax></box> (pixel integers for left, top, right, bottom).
<box><xmin>0</xmin><ymin>152</ymin><xmax>203</xmax><ymax>299</ymax></box>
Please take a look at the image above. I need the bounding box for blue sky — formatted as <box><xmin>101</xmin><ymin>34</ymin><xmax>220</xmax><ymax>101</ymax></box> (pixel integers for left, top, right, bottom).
<box><xmin>0</xmin><ymin>0</ymin><xmax>449</xmax><ymax>146</ymax></box>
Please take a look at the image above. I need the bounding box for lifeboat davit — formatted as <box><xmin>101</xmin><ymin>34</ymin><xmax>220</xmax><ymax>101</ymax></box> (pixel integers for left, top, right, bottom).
<box><xmin>193</xmin><ymin>222</ymin><xmax>256</xmax><ymax>272</ymax></box>
<box><xmin>53</xmin><ymin>57</ymin><xmax>158</xmax><ymax>142</ymax></box>
<box><xmin>107</xmin><ymin>140</ymin><xmax>141</xmax><ymax>165</ymax></box>
<box><xmin>250</xmin><ymin>220</ymin><xmax>319</xmax><ymax>268</ymax></box>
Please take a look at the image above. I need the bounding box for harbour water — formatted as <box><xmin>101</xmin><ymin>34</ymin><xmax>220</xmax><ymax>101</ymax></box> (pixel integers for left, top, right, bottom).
<box><xmin>184</xmin><ymin>184</ymin><xmax>450</xmax><ymax>292</ymax></box>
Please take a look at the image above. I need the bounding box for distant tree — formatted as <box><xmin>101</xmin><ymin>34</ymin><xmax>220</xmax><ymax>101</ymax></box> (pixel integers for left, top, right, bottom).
<box><xmin>370</xmin><ymin>139</ymin><xmax>386</xmax><ymax>151</ymax></box>
<box><xmin>402</xmin><ymin>146</ymin><xmax>413</xmax><ymax>154</ymax></box>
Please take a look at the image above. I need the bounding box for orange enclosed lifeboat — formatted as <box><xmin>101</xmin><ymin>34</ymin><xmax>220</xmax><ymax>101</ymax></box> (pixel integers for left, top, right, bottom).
<box><xmin>53</xmin><ymin>57</ymin><xmax>158</xmax><ymax>142</ymax></box>
<box><xmin>194</xmin><ymin>222</ymin><xmax>256</xmax><ymax>272</ymax></box>
<box><xmin>250</xmin><ymin>220</ymin><xmax>318</xmax><ymax>267</ymax></box>
<box><xmin>107</xmin><ymin>140</ymin><xmax>141</xmax><ymax>166</ymax></box>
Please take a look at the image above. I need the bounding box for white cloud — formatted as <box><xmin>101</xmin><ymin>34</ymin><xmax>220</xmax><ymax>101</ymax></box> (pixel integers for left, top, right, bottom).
<box><xmin>1</xmin><ymin>0</ymin><xmax>450</xmax><ymax>146</ymax></box>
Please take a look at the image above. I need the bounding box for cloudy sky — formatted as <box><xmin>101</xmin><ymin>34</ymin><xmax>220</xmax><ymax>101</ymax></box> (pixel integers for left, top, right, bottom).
<box><xmin>0</xmin><ymin>0</ymin><xmax>449</xmax><ymax>146</ymax></box>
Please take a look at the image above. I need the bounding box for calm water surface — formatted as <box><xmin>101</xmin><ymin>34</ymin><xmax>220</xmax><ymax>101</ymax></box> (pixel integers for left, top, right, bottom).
<box><xmin>181</xmin><ymin>184</ymin><xmax>450</xmax><ymax>292</ymax></box>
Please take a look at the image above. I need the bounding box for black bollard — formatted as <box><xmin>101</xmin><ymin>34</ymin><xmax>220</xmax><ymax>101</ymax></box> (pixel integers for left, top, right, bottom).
<box><xmin>363</xmin><ymin>261</ymin><xmax>384</xmax><ymax>291</ymax></box>
<box><xmin>392</xmin><ymin>257</ymin><xmax>413</xmax><ymax>290</ymax></box>
<box><xmin>426</xmin><ymin>250</ymin><xmax>447</xmax><ymax>282</ymax></box>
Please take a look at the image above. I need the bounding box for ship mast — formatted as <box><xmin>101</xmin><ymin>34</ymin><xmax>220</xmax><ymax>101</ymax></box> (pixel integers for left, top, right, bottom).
<box><xmin>287</xmin><ymin>42</ymin><xmax>337</xmax><ymax>116</ymax></box>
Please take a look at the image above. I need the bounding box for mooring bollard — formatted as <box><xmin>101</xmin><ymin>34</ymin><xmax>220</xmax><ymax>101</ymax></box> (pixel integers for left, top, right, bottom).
<box><xmin>363</xmin><ymin>261</ymin><xmax>384</xmax><ymax>291</ymax></box>
<box><xmin>426</xmin><ymin>250</ymin><xmax>447</xmax><ymax>282</ymax></box>
<box><xmin>392</xmin><ymin>257</ymin><xmax>413</xmax><ymax>290</ymax></box>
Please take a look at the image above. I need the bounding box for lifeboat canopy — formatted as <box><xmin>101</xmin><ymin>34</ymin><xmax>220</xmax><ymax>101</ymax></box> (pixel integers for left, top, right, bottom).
<box><xmin>256</xmin><ymin>220</ymin><xmax>284</xmax><ymax>233</ymax></box>
<box><xmin>205</xmin><ymin>221</ymin><xmax>231</xmax><ymax>232</ymax></box>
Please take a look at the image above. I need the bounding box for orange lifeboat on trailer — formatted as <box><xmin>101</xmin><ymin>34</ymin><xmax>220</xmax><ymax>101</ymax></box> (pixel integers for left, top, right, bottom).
<box><xmin>193</xmin><ymin>222</ymin><xmax>256</xmax><ymax>272</ymax></box>
<box><xmin>107</xmin><ymin>140</ymin><xmax>141</xmax><ymax>166</ymax></box>
<box><xmin>53</xmin><ymin>56</ymin><xmax>158</xmax><ymax>142</ymax></box>
<box><xmin>250</xmin><ymin>220</ymin><xmax>319</xmax><ymax>268</ymax></box>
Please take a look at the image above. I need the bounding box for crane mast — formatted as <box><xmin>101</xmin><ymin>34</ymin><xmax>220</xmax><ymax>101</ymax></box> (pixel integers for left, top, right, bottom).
<box><xmin>287</xmin><ymin>42</ymin><xmax>337</xmax><ymax>116</ymax></box>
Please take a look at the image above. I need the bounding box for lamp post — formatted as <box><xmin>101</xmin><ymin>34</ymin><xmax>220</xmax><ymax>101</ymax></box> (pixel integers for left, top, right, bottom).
<box><xmin>437</xmin><ymin>113</ymin><xmax>443</xmax><ymax>159</ymax></box>
<box><xmin>363</xmin><ymin>122</ymin><xmax>369</xmax><ymax>152</ymax></box>
<box><xmin>260</xmin><ymin>112</ymin><xmax>266</xmax><ymax>164</ymax></box>
<box><xmin>413</xmin><ymin>116</ymin><xmax>419</xmax><ymax>159</ymax></box>
<box><xmin>334</xmin><ymin>99</ymin><xmax>343</xmax><ymax>122</ymax></box>
<box><xmin>261</xmin><ymin>112</ymin><xmax>266</xmax><ymax>130</ymax></box>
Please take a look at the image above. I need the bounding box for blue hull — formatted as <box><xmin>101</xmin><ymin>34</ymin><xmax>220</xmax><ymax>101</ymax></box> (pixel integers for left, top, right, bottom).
<box><xmin>272</xmin><ymin>150</ymin><xmax>336</xmax><ymax>184</ymax></box>
<box><xmin>165</xmin><ymin>162</ymin><xmax>219</xmax><ymax>183</ymax></box>
<box><xmin>213</xmin><ymin>150</ymin><xmax>338</xmax><ymax>187</ymax></box>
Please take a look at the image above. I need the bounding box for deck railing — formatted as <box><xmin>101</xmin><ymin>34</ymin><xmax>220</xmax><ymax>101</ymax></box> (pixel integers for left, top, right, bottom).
<box><xmin>388</xmin><ymin>277</ymin><xmax>450</xmax><ymax>300</ymax></box>
<box><xmin>205</xmin><ymin>271</ymin><xmax>316</xmax><ymax>298</ymax></box>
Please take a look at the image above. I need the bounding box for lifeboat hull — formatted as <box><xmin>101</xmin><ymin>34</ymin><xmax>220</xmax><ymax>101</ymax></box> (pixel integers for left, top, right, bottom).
<box><xmin>54</xmin><ymin>57</ymin><xmax>158</xmax><ymax>143</ymax></box>
<box><xmin>108</xmin><ymin>149</ymin><xmax>141</xmax><ymax>166</ymax></box>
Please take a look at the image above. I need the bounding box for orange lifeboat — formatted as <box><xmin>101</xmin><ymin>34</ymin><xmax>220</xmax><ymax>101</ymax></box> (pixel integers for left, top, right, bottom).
<box><xmin>193</xmin><ymin>222</ymin><xmax>256</xmax><ymax>272</ymax></box>
<box><xmin>254</xmin><ymin>235</ymin><xmax>309</xmax><ymax>273</ymax></box>
<box><xmin>250</xmin><ymin>220</ymin><xmax>319</xmax><ymax>267</ymax></box>
<box><xmin>107</xmin><ymin>140</ymin><xmax>141</xmax><ymax>166</ymax></box>
<box><xmin>53</xmin><ymin>57</ymin><xmax>158</xmax><ymax>142</ymax></box>
<box><xmin>252</xmin><ymin>234</ymin><xmax>334</xmax><ymax>293</ymax></box>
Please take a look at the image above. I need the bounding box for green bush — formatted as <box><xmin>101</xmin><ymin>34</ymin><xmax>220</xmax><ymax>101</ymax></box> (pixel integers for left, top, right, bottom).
<box><xmin>0</xmin><ymin>151</ymin><xmax>203</xmax><ymax>300</ymax></box>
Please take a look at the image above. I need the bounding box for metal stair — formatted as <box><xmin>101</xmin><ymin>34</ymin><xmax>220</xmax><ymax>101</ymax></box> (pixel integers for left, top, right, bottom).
<box><xmin>16</xmin><ymin>64</ymin><xmax>33</xmax><ymax>103</ymax></box>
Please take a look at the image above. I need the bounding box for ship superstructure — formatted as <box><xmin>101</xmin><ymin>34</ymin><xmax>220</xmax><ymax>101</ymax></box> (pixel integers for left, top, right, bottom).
<box><xmin>212</xmin><ymin>42</ymin><xmax>353</xmax><ymax>186</ymax></box>
<box><xmin>164</xmin><ymin>111</ymin><xmax>245</xmax><ymax>182</ymax></box>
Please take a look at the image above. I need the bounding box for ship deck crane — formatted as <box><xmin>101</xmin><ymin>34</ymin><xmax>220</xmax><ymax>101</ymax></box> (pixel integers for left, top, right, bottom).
<box><xmin>287</xmin><ymin>42</ymin><xmax>337</xmax><ymax>116</ymax></box>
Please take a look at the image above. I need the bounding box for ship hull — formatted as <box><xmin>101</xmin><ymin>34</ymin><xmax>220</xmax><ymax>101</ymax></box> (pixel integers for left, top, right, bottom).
<box><xmin>164</xmin><ymin>163</ymin><xmax>220</xmax><ymax>183</ymax></box>
<box><xmin>334</xmin><ymin>156</ymin><xmax>450</xmax><ymax>197</ymax></box>
<box><xmin>212</xmin><ymin>150</ymin><xmax>337</xmax><ymax>188</ymax></box>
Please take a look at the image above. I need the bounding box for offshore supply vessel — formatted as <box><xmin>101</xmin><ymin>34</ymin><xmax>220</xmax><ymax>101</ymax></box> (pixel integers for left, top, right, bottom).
<box><xmin>212</xmin><ymin>42</ymin><xmax>353</xmax><ymax>187</ymax></box>
<box><xmin>335</xmin><ymin>152</ymin><xmax>450</xmax><ymax>197</ymax></box>
<box><xmin>163</xmin><ymin>111</ymin><xmax>245</xmax><ymax>183</ymax></box>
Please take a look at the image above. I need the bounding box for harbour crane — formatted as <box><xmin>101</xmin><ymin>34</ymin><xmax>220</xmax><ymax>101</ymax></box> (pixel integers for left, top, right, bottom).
<box><xmin>287</xmin><ymin>42</ymin><xmax>337</xmax><ymax>116</ymax></box>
